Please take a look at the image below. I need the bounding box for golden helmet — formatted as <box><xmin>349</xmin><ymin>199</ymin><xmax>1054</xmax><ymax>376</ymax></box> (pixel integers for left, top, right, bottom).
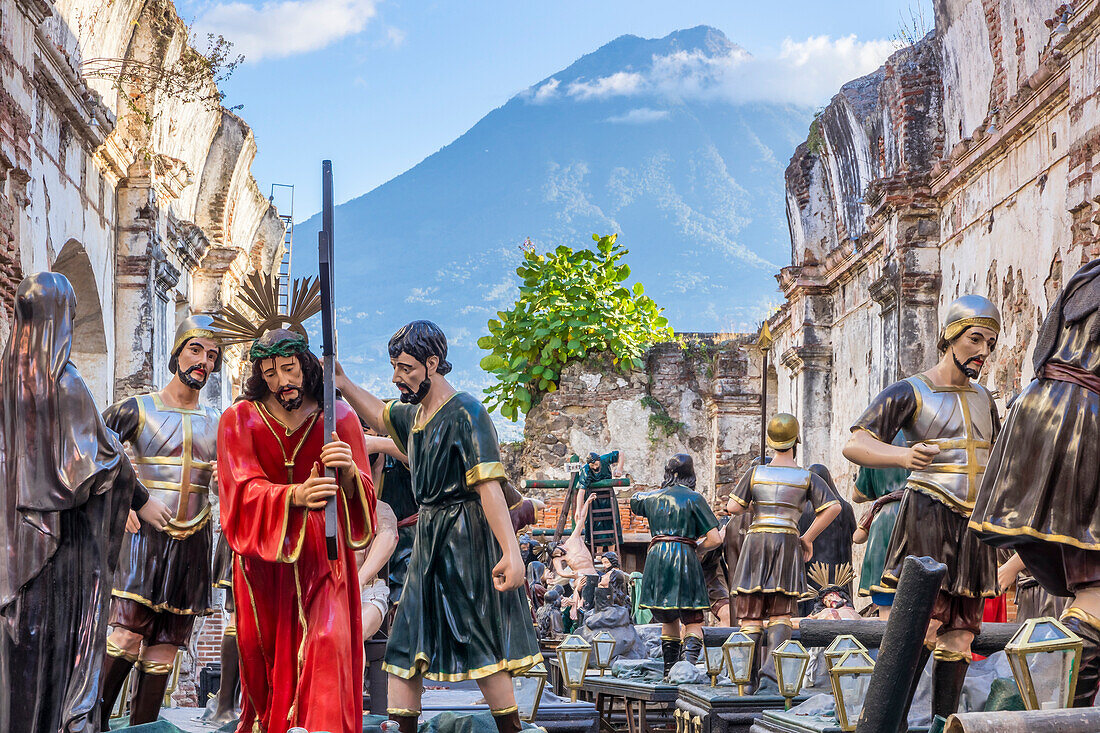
<box><xmin>942</xmin><ymin>295</ymin><xmax>1001</xmax><ymax>342</ymax></box>
<box><xmin>766</xmin><ymin>413</ymin><xmax>800</xmax><ymax>451</ymax></box>
<box><xmin>170</xmin><ymin>314</ymin><xmax>221</xmax><ymax>374</ymax></box>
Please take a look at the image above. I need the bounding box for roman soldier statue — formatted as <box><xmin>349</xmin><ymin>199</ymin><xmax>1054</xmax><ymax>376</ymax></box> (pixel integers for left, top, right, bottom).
<box><xmin>98</xmin><ymin>314</ymin><xmax>223</xmax><ymax>726</ymax></box>
<box><xmin>727</xmin><ymin>414</ymin><xmax>841</xmax><ymax>691</ymax></box>
<box><xmin>844</xmin><ymin>294</ymin><xmax>1002</xmax><ymax>722</ymax></box>
<box><xmin>971</xmin><ymin>257</ymin><xmax>1100</xmax><ymax>706</ymax></box>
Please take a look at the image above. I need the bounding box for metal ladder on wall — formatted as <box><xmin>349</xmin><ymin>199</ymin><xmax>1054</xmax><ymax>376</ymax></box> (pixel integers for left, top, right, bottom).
<box><xmin>270</xmin><ymin>183</ymin><xmax>295</xmax><ymax>311</ymax></box>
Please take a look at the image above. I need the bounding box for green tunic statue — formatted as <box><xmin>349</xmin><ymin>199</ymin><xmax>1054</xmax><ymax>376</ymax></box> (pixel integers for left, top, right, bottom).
<box><xmin>382</xmin><ymin>392</ymin><xmax>541</xmax><ymax>681</ymax></box>
<box><xmin>852</xmin><ymin>463</ymin><xmax>908</xmax><ymax>599</ymax></box>
<box><xmin>630</xmin><ymin>484</ymin><xmax>718</xmax><ymax>612</ymax></box>
<box><xmin>578</xmin><ymin>451</ymin><xmax>622</xmax><ymax>548</ymax></box>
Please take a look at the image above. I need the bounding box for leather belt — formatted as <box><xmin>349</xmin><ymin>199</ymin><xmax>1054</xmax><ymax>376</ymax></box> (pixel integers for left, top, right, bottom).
<box><xmin>649</xmin><ymin>535</ymin><xmax>695</xmax><ymax>549</ymax></box>
<box><xmin>397</xmin><ymin>513</ymin><xmax>419</xmax><ymax>529</ymax></box>
<box><xmin>1043</xmin><ymin>363</ymin><xmax>1100</xmax><ymax>396</ymax></box>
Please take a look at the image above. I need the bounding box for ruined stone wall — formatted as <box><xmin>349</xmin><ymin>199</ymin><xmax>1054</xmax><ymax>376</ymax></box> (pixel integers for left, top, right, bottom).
<box><xmin>510</xmin><ymin>335</ymin><xmax>768</xmax><ymax>513</ymax></box>
<box><xmin>771</xmin><ymin>0</ymin><xmax>1100</xmax><ymax>600</ymax></box>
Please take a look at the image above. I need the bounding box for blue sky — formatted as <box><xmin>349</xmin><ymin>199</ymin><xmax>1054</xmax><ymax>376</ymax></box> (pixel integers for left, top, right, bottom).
<box><xmin>177</xmin><ymin>0</ymin><xmax>931</xmax><ymax>219</ymax></box>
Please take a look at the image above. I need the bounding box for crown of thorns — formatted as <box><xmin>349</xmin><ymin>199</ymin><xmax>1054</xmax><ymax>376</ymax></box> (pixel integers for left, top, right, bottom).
<box><xmin>210</xmin><ymin>272</ymin><xmax>321</xmax><ymax>350</ymax></box>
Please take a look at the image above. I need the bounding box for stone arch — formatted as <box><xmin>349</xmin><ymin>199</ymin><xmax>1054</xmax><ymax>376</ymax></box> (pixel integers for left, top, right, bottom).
<box><xmin>52</xmin><ymin>239</ymin><xmax>109</xmax><ymax>405</ymax></box>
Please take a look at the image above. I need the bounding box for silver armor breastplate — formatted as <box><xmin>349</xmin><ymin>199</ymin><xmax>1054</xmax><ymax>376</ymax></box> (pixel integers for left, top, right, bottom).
<box><xmin>901</xmin><ymin>375</ymin><xmax>995</xmax><ymax>512</ymax></box>
<box><xmin>747</xmin><ymin>465</ymin><xmax>811</xmax><ymax>535</ymax></box>
<box><xmin>130</xmin><ymin>393</ymin><xmax>219</xmax><ymax>539</ymax></box>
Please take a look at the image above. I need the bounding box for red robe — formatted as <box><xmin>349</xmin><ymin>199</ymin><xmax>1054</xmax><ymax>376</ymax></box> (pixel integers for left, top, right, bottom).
<box><xmin>218</xmin><ymin>399</ymin><xmax>376</xmax><ymax>733</ymax></box>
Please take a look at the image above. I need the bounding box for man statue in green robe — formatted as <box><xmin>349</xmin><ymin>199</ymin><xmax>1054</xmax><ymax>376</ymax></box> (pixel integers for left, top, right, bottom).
<box><xmin>336</xmin><ymin>321</ymin><xmax>540</xmax><ymax>733</ymax></box>
<box><xmin>577</xmin><ymin>450</ymin><xmax>625</xmax><ymax>551</ymax></box>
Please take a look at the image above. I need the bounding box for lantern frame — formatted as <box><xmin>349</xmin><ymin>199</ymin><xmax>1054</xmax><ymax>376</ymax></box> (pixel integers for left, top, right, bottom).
<box><xmin>516</xmin><ymin>661</ymin><xmax>548</xmax><ymax>722</ymax></box>
<box><xmin>722</xmin><ymin>631</ymin><xmax>757</xmax><ymax>696</ymax></box>
<box><xmin>556</xmin><ymin>634</ymin><xmax>592</xmax><ymax>702</ymax></box>
<box><xmin>827</xmin><ymin>648</ymin><xmax>875</xmax><ymax>731</ymax></box>
<box><xmin>703</xmin><ymin>634</ymin><xmax>727</xmax><ymax>687</ymax></box>
<box><xmin>823</xmin><ymin>634</ymin><xmax>866</xmax><ymax>671</ymax></box>
<box><xmin>592</xmin><ymin>631</ymin><xmax>616</xmax><ymax>675</ymax></box>
<box><xmin>1003</xmin><ymin>616</ymin><xmax>1083</xmax><ymax>711</ymax></box>
<box><xmin>773</xmin><ymin>639</ymin><xmax>811</xmax><ymax>708</ymax></box>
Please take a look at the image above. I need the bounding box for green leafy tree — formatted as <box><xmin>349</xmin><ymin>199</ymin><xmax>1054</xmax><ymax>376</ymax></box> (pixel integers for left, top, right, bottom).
<box><xmin>478</xmin><ymin>233</ymin><xmax>673</xmax><ymax>420</ymax></box>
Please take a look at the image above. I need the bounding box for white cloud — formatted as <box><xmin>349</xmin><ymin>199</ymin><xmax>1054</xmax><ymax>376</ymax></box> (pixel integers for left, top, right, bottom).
<box><xmin>385</xmin><ymin>26</ymin><xmax>406</xmax><ymax>47</ymax></box>
<box><xmin>567</xmin><ymin>71</ymin><xmax>645</xmax><ymax>101</ymax></box>
<box><xmin>196</xmin><ymin>0</ymin><xmax>380</xmax><ymax>61</ymax></box>
<box><xmin>526</xmin><ymin>35</ymin><xmax>895</xmax><ymax>108</ymax></box>
<box><xmin>604</xmin><ymin>107</ymin><xmax>670</xmax><ymax>124</ymax></box>
<box><xmin>529</xmin><ymin>78</ymin><xmax>560</xmax><ymax>104</ymax></box>
<box><xmin>405</xmin><ymin>286</ymin><xmax>440</xmax><ymax>305</ymax></box>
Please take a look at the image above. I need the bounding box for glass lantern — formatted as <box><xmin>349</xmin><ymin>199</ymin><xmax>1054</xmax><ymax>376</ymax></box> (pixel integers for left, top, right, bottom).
<box><xmin>722</xmin><ymin>630</ymin><xmax>757</xmax><ymax>696</ymax></box>
<box><xmin>592</xmin><ymin>631</ymin><xmax>616</xmax><ymax>675</ymax></box>
<box><xmin>824</xmin><ymin>634</ymin><xmax>866</xmax><ymax>671</ymax></box>
<box><xmin>556</xmin><ymin>634</ymin><xmax>592</xmax><ymax>702</ymax></box>
<box><xmin>514</xmin><ymin>661</ymin><xmax>548</xmax><ymax>721</ymax></box>
<box><xmin>703</xmin><ymin>635</ymin><xmax>727</xmax><ymax>687</ymax></box>
<box><xmin>1004</xmin><ymin>617</ymin><xmax>1083</xmax><ymax>711</ymax></box>
<box><xmin>828</xmin><ymin>648</ymin><xmax>875</xmax><ymax>731</ymax></box>
<box><xmin>773</xmin><ymin>639</ymin><xmax>811</xmax><ymax>708</ymax></box>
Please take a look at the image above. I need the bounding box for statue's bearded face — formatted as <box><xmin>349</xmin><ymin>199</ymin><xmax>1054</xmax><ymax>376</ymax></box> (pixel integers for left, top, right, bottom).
<box><xmin>949</xmin><ymin>325</ymin><xmax>998</xmax><ymax>379</ymax></box>
<box><xmin>261</xmin><ymin>355</ymin><xmax>306</xmax><ymax>411</ymax></box>
<box><xmin>177</xmin><ymin>337</ymin><xmax>220</xmax><ymax>390</ymax></box>
<box><xmin>390</xmin><ymin>351</ymin><xmax>433</xmax><ymax>404</ymax></box>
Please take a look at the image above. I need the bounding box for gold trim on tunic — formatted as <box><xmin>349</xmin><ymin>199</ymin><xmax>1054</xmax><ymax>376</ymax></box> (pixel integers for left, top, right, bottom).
<box><xmin>382</xmin><ymin>401</ymin><xmax>407</xmax><ymax>456</ymax></box>
<box><xmin>110</xmin><ymin>589</ymin><xmax>214</xmax><ymax>616</ymax></box>
<box><xmin>748</xmin><ymin>527</ymin><xmax>799</xmax><ymax>536</ymax></box>
<box><xmin>465</xmin><ymin>462</ymin><xmax>506</xmax><ymax>486</ymax></box>
<box><xmin>727</xmin><ymin>493</ymin><xmax>749</xmax><ymax>508</ymax></box>
<box><xmin>815</xmin><ymin>500</ymin><xmax>839</xmax><ymax>514</ymax></box>
<box><xmin>850</xmin><ymin>426</ymin><xmax>885</xmax><ymax>442</ymax></box>
<box><xmin>879</xmin><ymin>570</ymin><xmax>998</xmax><ymax>598</ymax></box>
<box><xmin>967</xmin><ymin>520</ymin><xmax>1100</xmax><ymax>552</ymax></box>
<box><xmin>382</xmin><ymin>652</ymin><xmax>543</xmax><ymax>682</ymax></box>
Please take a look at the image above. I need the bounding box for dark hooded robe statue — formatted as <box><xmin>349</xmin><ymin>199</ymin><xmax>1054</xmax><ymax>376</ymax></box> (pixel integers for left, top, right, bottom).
<box><xmin>0</xmin><ymin>273</ymin><xmax>147</xmax><ymax>733</ymax></box>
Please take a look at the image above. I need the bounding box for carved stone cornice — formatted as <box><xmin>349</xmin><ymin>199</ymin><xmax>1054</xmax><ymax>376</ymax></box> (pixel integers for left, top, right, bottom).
<box><xmin>33</xmin><ymin>29</ymin><xmax>114</xmax><ymax>151</ymax></box>
<box><xmin>154</xmin><ymin>258</ymin><xmax>180</xmax><ymax>302</ymax></box>
<box><xmin>870</xmin><ymin>264</ymin><xmax>899</xmax><ymax>313</ymax></box>
<box><xmin>780</xmin><ymin>344</ymin><xmax>832</xmax><ymax>375</ymax></box>
<box><xmin>169</xmin><ymin>218</ymin><xmax>211</xmax><ymax>272</ymax></box>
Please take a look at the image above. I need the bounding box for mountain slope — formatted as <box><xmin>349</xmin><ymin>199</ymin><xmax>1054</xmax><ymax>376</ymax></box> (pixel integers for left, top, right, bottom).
<box><xmin>294</xmin><ymin>26</ymin><xmax>812</xmax><ymax>426</ymax></box>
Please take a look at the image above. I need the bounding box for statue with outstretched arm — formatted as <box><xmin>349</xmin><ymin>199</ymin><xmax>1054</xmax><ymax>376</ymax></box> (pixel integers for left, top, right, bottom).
<box><xmin>335</xmin><ymin>321</ymin><xmax>539</xmax><ymax>733</ymax></box>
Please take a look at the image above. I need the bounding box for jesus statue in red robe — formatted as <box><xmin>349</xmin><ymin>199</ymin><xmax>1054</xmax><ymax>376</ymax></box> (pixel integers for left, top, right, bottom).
<box><xmin>216</xmin><ymin>325</ymin><xmax>376</xmax><ymax>733</ymax></box>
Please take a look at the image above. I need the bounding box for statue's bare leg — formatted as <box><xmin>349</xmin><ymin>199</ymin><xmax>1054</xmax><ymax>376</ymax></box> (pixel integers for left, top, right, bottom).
<box><xmin>478</xmin><ymin>670</ymin><xmax>522</xmax><ymax>733</ymax></box>
<box><xmin>387</xmin><ymin>673</ymin><xmax>424</xmax><ymax>733</ymax></box>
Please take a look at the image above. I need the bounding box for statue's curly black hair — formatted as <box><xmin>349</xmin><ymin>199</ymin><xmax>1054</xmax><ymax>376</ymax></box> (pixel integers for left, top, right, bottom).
<box><xmin>388</xmin><ymin>320</ymin><xmax>452</xmax><ymax>374</ymax></box>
